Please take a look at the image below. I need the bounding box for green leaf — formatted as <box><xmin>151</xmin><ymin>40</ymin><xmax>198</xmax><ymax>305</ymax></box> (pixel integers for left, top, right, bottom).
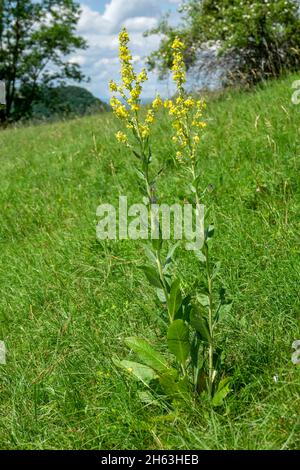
<box><xmin>212</xmin><ymin>261</ymin><xmax>221</xmax><ymax>279</ymax></box>
<box><xmin>125</xmin><ymin>337</ymin><xmax>169</xmax><ymax>374</ymax></box>
<box><xmin>156</xmin><ymin>288</ymin><xmax>166</xmax><ymax>303</ymax></box>
<box><xmin>192</xmin><ymin>174</ymin><xmax>202</xmax><ymax>191</ymax></box>
<box><xmin>190</xmin><ymin>307</ymin><xmax>211</xmax><ymax>343</ymax></box>
<box><xmin>191</xmin><ymin>338</ymin><xmax>204</xmax><ymax>370</ymax></box>
<box><xmin>205</xmin><ymin>224</ymin><xmax>215</xmax><ymax>241</ymax></box>
<box><xmin>217</xmin><ymin>302</ymin><xmax>233</xmax><ymax>322</ymax></box>
<box><xmin>159</xmin><ymin>372</ymin><xmax>190</xmax><ymax>400</ymax></box>
<box><xmin>137</xmin><ymin>391</ymin><xmax>158</xmax><ymax>405</ymax></box>
<box><xmin>167</xmin><ymin>279</ymin><xmax>182</xmax><ymax>321</ymax></box>
<box><xmin>195</xmin><ymin>250</ymin><xmax>206</xmax><ymax>263</ymax></box>
<box><xmin>144</xmin><ymin>245</ymin><xmax>157</xmax><ymax>265</ymax></box>
<box><xmin>132</xmin><ymin>150</ymin><xmax>141</xmax><ymax>160</ymax></box>
<box><xmin>164</xmin><ymin>241</ymin><xmax>180</xmax><ymax>268</ymax></box>
<box><xmin>212</xmin><ymin>378</ymin><xmax>232</xmax><ymax>407</ymax></box>
<box><xmin>134</xmin><ymin>168</ymin><xmax>146</xmax><ymax>181</ymax></box>
<box><xmin>151</xmin><ymin>234</ymin><xmax>162</xmax><ymax>251</ymax></box>
<box><xmin>114</xmin><ymin>359</ymin><xmax>157</xmax><ymax>386</ymax></box>
<box><xmin>167</xmin><ymin>319</ymin><xmax>190</xmax><ymax>364</ymax></box>
<box><xmin>197</xmin><ymin>293</ymin><xmax>210</xmax><ymax>307</ymax></box>
<box><xmin>140</xmin><ymin>265</ymin><xmax>162</xmax><ymax>288</ymax></box>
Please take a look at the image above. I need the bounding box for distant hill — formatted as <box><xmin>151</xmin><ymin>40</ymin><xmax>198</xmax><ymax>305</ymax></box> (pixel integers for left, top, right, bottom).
<box><xmin>29</xmin><ymin>85</ymin><xmax>110</xmax><ymax>120</ymax></box>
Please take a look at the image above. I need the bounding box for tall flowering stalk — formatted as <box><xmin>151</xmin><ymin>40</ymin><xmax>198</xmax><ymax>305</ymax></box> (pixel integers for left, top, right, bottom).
<box><xmin>109</xmin><ymin>29</ymin><xmax>232</xmax><ymax>405</ymax></box>
<box><xmin>165</xmin><ymin>37</ymin><xmax>232</xmax><ymax>400</ymax></box>
<box><xmin>109</xmin><ymin>28</ymin><xmax>178</xmax><ymax>327</ymax></box>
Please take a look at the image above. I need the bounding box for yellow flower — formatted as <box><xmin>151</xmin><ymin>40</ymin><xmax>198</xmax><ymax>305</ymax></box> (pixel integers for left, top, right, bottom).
<box><xmin>136</xmin><ymin>69</ymin><xmax>148</xmax><ymax>83</ymax></box>
<box><xmin>139</xmin><ymin>124</ymin><xmax>150</xmax><ymax>139</ymax></box>
<box><xmin>164</xmin><ymin>100</ymin><xmax>173</xmax><ymax>109</ymax></box>
<box><xmin>152</xmin><ymin>95</ymin><xmax>163</xmax><ymax>109</ymax></box>
<box><xmin>119</xmin><ymin>28</ymin><xmax>129</xmax><ymax>45</ymax></box>
<box><xmin>145</xmin><ymin>109</ymin><xmax>155</xmax><ymax>124</ymax></box>
<box><xmin>115</xmin><ymin>104</ymin><xmax>130</xmax><ymax>119</ymax></box>
<box><xmin>193</xmin><ymin>135</ymin><xmax>200</xmax><ymax>144</ymax></box>
<box><xmin>172</xmin><ymin>37</ymin><xmax>185</xmax><ymax>51</ymax></box>
<box><xmin>109</xmin><ymin>80</ymin><xmax>118</xmax><ymax>93</ymax></box>
<box><xmin>130</xmin><ymin>87</ymin><xmax>141</xmax><ymax>100</ymax></box>
<box><xmin>115</xmin><ymin>131</ymin><xmax>128</xmax><ymax>144</ymax></box>
<box><xmin>185</xmin><ymin>97</ymin><xmax>195</xmax><ymax>108</ymax></box>
<box><xmin>110</xmin><ymin>96</ymin><xmax>121</xmax><ymax>108</ymax></box>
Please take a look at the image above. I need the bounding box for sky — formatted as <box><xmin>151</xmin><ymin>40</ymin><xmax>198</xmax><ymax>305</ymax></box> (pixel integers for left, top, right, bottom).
<box><xmin>72</xmin><ymin>1</ymin><xmax>182</xmax><ymax>101</ymax></box>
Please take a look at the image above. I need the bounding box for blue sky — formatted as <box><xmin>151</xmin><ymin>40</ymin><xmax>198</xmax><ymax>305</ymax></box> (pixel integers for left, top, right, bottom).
<box><xmin>72</xmin><ymin>1</ymin><xmax>182</xmax><ymax>101</ymax></box>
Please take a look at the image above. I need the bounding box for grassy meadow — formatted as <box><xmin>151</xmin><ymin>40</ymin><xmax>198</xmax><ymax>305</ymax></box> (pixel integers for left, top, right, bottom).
<box><xmin>0</xmin><ymin>74</ymin><xmax>300</xmax><ymax>450</ymax></box>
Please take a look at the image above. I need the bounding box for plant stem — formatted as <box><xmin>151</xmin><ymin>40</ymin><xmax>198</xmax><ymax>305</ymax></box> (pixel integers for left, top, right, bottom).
<box><xmin>155</xmin><ymin>250</ymin><xmax>172</xmax><ymax>322</ymax></box>
<box><xmin>140</xmin><ymin>144</ymin><xmax>172</xmax><ymax>323</ymax></box>
<box><xmin>204</xmin><ymin>242</ymin><xmax>214</xmax><ymax>398</ymax></box>
<box><xmin>192</xmin><ymin>160</ymin><xmax>214</xmax><ymax>398</ymax></box>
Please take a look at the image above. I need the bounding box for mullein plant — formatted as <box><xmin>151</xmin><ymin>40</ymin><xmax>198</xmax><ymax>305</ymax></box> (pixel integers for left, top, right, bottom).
<box><xmin>109</xmin><ymin>28</ymin><xmax>232</xmax><ymax>405</ymax></box>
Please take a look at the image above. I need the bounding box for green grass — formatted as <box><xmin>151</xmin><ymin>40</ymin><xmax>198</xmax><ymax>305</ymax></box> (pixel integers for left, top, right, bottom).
<box><xmin>0</xmin><ymin>74</ymin><xmax>300</xmax><ymax>450</ymax></box>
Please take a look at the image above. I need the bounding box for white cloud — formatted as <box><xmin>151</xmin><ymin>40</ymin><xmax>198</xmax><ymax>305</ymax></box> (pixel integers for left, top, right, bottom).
<box><xmin>123</xmin><ymin>16</ymin><xmax>158</xmax><ymax>32</ymax></box>
<box><xmin>70</xmin><ymin>1</ymin><xmax>178</xmax><ymax>100</ymax></box>
<box><xmin>102</xmin><ymin>0</ymin><xmax>158</xmax><ymax>32</ymax></box>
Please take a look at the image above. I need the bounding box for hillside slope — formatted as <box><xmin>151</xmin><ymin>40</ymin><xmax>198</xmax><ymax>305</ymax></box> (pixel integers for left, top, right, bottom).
<box><xmin>0</xmin><ymin>75</ymin><xmax>299</xmax><ymax>450</ymax></box>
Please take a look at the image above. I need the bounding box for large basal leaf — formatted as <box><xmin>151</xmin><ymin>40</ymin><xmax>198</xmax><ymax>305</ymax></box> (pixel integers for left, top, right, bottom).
<box><xmin>159</xmin><ymin>372</ymin><xmax>190</xmax><ymax>400</ymax></box>
<box><xmin>125</xmin><ymin>337</ymin><xmax>169</xmax><ymax>374</ymax></box>
<box><xmin>114</xmin><ymin>359</ymin><xmax>157</xmax><ymax>386</ymax></box>
<box><xmin>167</xmin><ymin>319</ymin><xmax>190</xmax><ymax>364</ymax></box>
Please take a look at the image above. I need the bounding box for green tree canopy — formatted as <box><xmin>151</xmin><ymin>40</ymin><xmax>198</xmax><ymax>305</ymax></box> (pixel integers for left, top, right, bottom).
<box><xmin>148</xmin><ymin>0</ymin><xmax>300</xmax><ymax>86</ymax></box>
<box><xmin>0</xmin><ymin>0</ymin><xmax>87</xmax><ymax>121</ymax></box>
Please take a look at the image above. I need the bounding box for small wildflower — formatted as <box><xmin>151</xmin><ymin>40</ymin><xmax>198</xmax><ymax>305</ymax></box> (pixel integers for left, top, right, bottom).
<box><xmin>172</xmin><ymin>37</ymin><xmax>185</xmax><ymax>50</ymax></box>
<box><xmin>139</xmin><ymin>124</ymin><xmax>150</xmax><ymax>139</ymax></box>
<box><xmin>109</xmin><ymin>80</ymin><xmax>118</xmax><ymax>93</ymax></box>
<box><xmin>115</xmin><ymin>131</ymin><xmax>128</xmax><ymax>144</ymax></box>
<box><xmin>164</xmin><ymin>100</ymin><xmax>173</xmax><ymax>109</ymax></box>
<box><xmin>152</xmin><ymin>95</ymin><xmax>163</xmax><ymax>109</ymax></box>
<box><xmin>136</xmin><ymin>69</ymin><xmax>148</xmax><ymax>83</ymax></box>
<box><xmin>145</xmin><ymin>109</ymin><xmax>155</xmax><ymax>124</ymax></box>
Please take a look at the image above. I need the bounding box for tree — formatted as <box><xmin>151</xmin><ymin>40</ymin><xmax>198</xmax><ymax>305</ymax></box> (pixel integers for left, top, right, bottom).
<box><xmin>20</xmin><ymin>84</ymin><xmax>109</xmax><ymax>121</ymax></box>
<box><xmin>148</xmin><ymin>0</ymin><xmax>300</xmax><ymax>86</ymax></box>
<box><xmin>0</xmin><ymin>0</ymin><xmax>87</xmax><ymax>122</ymax></box>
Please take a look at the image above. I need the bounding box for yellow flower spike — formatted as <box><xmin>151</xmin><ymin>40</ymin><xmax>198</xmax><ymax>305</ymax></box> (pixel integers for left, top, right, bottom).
<box><xmin>119</xmin><ymin>28</ymin><xmax>130</xmax><ymax>45</ymax></box>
